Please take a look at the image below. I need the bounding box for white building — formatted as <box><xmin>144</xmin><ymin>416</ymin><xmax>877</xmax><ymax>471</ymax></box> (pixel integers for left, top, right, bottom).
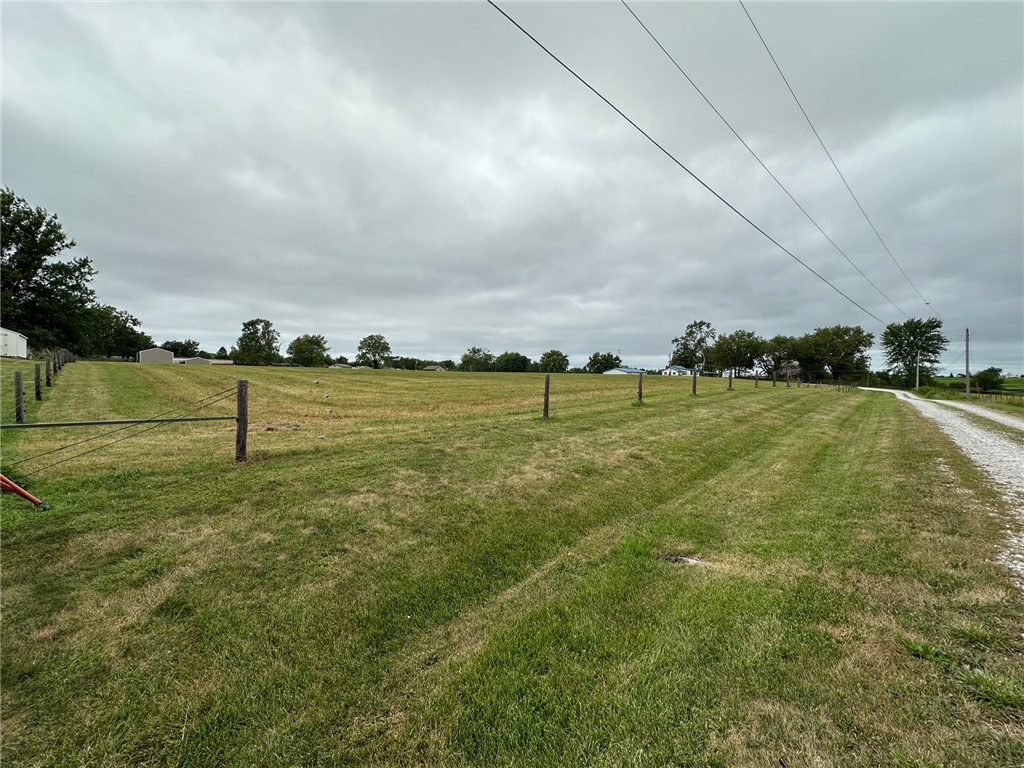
<box><xmin>183</xmin><ymin>357</ymin><xmax>212</xmax><ymax>365</ymax></box>
<box><xmin>603</xmin><ymin>367</ymin><xmax>646</xmax><ymax>375</ymax></box>
<box><xmin>661</xmin><ymin>365</ymin><xmax>694</xmax><ymax>376</ymax></box>
<box><xmin>0</xmin><ymin>327</ymin><xmax>28</xmax><ymax>358</ymax></box>
<box><xmin>138</xmin><ymin>347</ymin><xmax>173</xmax><ymax>364</ymax></box>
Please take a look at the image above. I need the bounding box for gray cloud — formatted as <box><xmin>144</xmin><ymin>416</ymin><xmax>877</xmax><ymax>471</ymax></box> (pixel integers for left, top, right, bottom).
<box><xmin>3</xmin><ymin>1</ymin><xmax>1021</xmax><ymax>371</ymax></box>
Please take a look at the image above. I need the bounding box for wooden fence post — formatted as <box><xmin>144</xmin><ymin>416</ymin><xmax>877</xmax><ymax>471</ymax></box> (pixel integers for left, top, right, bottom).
<box><xmin>235</xmin><ymin>380</ymin><xmax>248</xmax><ymax>462</ymax></box>
<box><xmin>45</xmin><ymin>358</ymin><xmax>52</xmax><ymax>386</ymax></box>
<box><xmin>34</xmin><ymin>364</ymin><xmax>42</xmax><ymax>400</ymax></box>
<box><xmin>14</xmin><ymin>372</ymin><xmax>25</xmax><ymax>424</ymax></box>
<box><xmin>691</xmin><ymin>369</ymin><xmax>697</xmax><ymax>396</ymax></box>
<box><xmin>543</xmin><ymin>374</ymin><xmax>550</xmax><ymax>419</ymax></box>
<box><xmin>637</xmin><ymin>372</ymin><xmax>644</xmax><ymax>403</ymax></box>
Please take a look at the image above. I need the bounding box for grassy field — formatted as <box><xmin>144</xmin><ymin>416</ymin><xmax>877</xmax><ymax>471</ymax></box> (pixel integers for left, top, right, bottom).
<box><xmin>2</xmin><ymin>362</ymin><xmax>1022</xmax><ymax>766</ymax></box>
<box><xmin>933</xmin><ymin>376</ymin><xmax>1024</xmax><ymax>390</ymax></box>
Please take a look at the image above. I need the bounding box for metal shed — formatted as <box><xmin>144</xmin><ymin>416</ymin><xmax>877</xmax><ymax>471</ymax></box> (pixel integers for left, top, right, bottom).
<box><xmin>0</xmin><ymin>327</ymin><xmax>28</xmax><ymax>358</ymax></box>
<box><xmin>138</xmin><ymin>347</ymin><xmax>174</xmax><ymax>364</ymax></box>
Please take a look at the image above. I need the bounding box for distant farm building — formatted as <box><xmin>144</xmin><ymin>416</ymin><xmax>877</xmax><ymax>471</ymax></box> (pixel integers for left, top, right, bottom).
<box><xmin>137</xmin><ymin>347</ymin><xmax>173</xmax><ymax>364</ymax></box>
<box><xmin>330</xmin><ymin>363</ymin><xmax>352</xmax><ymax>369</ymax></box>
<box><xmin>422</xmin><ymin>365</ymin><xmax>447</xmax><ymax>371</ymax></box>
<box><xmin>0</xmin><ymin>327</ymin><xmax>28</xmax><ymax>358</ymax></box>
<box><xmin>603</xmin><ymin>367</ymin><xmax>645</xmax><ymax>375</ymax></box>
<box><xmin>183</xmin><ymin>357</ymin><xmax>211</xmax><ymax>365</ymax></box>
<box><xmin>661</xmin><ymin>365</ymin><xmax>694</xmax><ymax>376</ymax></box>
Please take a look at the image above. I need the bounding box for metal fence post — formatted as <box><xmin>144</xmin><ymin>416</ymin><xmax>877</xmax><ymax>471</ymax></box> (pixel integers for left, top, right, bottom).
<box><xmin>34</xmin><ymin>364</ymin><xmax>42</xmax><ymax>400</ymax></box>
<box><xmin>543</xmin><ymin>374</ymin><xmax>550</xmax><ymax>419</ymax></box>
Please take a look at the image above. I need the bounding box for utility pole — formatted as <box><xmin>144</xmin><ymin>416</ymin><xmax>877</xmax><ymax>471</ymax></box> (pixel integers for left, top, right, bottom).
<box><xmin>915</xmin><ymin>351</ymin><xmax>920</xmax><ymax>389</ymax></box>
<box><xmin>965</xmin><ymin>328</ymin><xmax>970</xmax><ymax>398</ymax></box>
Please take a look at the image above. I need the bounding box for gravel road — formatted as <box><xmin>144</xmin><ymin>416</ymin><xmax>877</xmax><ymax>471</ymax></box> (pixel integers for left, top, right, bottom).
<box><xmin>861</xmin><ymin>388</ymin><xmax>1024</xmax><ymax>583</ymax></box>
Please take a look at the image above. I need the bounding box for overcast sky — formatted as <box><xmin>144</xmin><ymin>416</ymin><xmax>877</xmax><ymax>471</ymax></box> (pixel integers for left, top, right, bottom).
<box><xmin>3</xmin><ymin>1</ymin><xmax>1022</xmax><ymax>372</ymax></box>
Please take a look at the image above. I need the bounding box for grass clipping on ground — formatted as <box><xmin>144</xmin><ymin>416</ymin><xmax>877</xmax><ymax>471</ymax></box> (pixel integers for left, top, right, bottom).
<box><xmin>1</xmin><ymin>363</ymin><xmax>1022</xmax><ymax>767</ymax></box>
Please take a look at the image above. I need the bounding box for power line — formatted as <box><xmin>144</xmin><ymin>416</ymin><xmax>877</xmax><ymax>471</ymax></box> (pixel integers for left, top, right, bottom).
<box><xmin>620</xmin><ymin>0</ymin><xmax>908</xmax><ymax>321</ymax></box>
<box><xmin>738</xmin><ymin>0</ymin><xmax>940</xmax><ymax>319</ymax></box>
<box><xmin>487</xmin><ymin>1</ymin><xmax>887</xmax><ymax>327</ymax></box>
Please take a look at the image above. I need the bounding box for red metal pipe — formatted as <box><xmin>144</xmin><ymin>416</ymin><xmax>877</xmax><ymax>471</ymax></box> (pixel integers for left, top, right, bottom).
<box><xmin>0</xmin><ymin>473</ymin><xmax>48</xmax><ymax>508</ymax></box>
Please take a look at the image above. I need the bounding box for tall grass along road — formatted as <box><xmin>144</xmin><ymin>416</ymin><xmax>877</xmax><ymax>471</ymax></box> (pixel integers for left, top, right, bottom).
<box><xmin>2</xmin><ymin>364</ymin><xmax>1023</xmax><ymax>766</ymax></box>
<box><xmin>863</xmin><ymin>387</ymin><xmax>1024</xmax><ymax>585</ymax></box>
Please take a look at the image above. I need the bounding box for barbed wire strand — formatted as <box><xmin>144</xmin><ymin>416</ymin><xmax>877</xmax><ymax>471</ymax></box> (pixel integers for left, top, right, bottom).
<box><xmin>21</xmin><ymin>390</ymin><xmax>238</xmax><ymax>477</ymax></box>
<box><xmin>5</xmin><ymin>385</ymin><xmax>238</xmax><ymax>468</ymax></box>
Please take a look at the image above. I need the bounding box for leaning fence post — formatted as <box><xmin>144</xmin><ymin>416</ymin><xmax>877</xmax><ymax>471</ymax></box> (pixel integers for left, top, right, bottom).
<box><xmin>543</xmin><ymin>374</ymin><xmax>550</xmax><ymax>419</ymax></box>
<box><xmin>235</xmin><ymin>379</ymin><xmax>248</xmax><ymax>462</ymax></box>
<box><xmin>34</xmin><ymin>364</ymin><xmax>42</xmax><ymax>401</ymax></box>
<box><xmin>14</xmin><ymin>372</ymin><xmax>25</xmax><ymax>424</ymax></box>
<box><xmin>637</xmin><ymin>372</ymin><xmax>644</xmax><ymax>403</ymax></box>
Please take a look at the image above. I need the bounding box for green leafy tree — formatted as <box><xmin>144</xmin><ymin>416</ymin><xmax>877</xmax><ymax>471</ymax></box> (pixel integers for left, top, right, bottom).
<box><xmin>671</xmin><ymin>320</ymin><xmax>717</xmax><ymax>372</ymax></box>
<box><xmin>335</xmin><ymin>354</ymin><xmax>350</xmax><ymax>365</ymax></box>
<box><xmin>355</xmin><ymin>334</ymin><xmax>392</xmax><ymax>369</ymax></box>
<box><xmin>232</xmin><ymin>318</ymin><xmax>281</xmax><ymax>365</ymax></box>
<box><xmin>215</xmin><ymin>346</ymin><xmax>230</xmax><ymax>360</ymax></box>
<box><xmin>757</xmin><ymin>335</ymin><xmax>797</xmax><ymax>383</ymax></box>
<box><xmin>584</xmin><ymin>352</ymin><xmax>622</xmax><ymax>374</ymax></box>
<box><xmin>161</xmin><ymin>339</ymin><xmax>201</xmax><ymax>357</ymax></box>
<box><xmin>495</xmin><ymin>351</ymin><xmax>531</xmax><ymax>372</ymax></box>
<box><xmin>287</xmin><ymin>334</ymin><xmax>332</xmax><ymax>367</ymax></box>
<box><xmin>80</xmin><ymin>305</ymin><xmax>154</xmax><ymax>358</ymax></box>
<box><xmin>460</xmin><ymin>346</ymin><xmax>495</xmax><ymax>372</ymax></box>
<box><xmin>881</xmin><ymin>317</ymin><xmax>948</xmax><ymax>386</ymax></box>
<box><xmin>709</xmin><ymin>330</ymin><xmax>765</xmax><ymax>383</ymax></box>
<box><xmin>802</xmin><ymin>325</ymin><xmax>874</xmax><ymax>380</ymax></box>
<box><xmin>538</xmin><ymin>349</ymin><xmax>570</xmax><ymax>373</ymax></box>
<box><xmin>1</xmin><ymin>187</ymin><xmax>97</xmax><ymax>351</ymax></box>
<box><xmin>973</xmin><ymin>367</ymin><xmax>1004</xmax><ymax>393</ymax></box>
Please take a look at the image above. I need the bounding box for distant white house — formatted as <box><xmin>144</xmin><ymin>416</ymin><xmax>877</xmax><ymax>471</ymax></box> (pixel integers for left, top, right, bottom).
<box><xmin>138</xmin><ymin>347</ymin><xmax>173</xmax><ymax>364</ymax></box>
<box><xmin>183</xmin><ymin>357</ymin><xmax>211</xmax><ymax>365</ymax></box>
<box><xmin>422</xmin><ymin>365</ymin><xmax>447</xmax><ymax>371</ymax></box>
<box><xmin>330</xmin><ymin>363</ymin><xmax>352</xmax><ymax>369</ymax></box>
<box><xmin>0</xmin><ymin>327</ymin><xmax>28</xmax><ymax>358</ymax></box>
<box><xmin>603</xmin><ymin>367</ymin><xmax>646</xmax><ymax>375</ymax></box>
<box><xmin>661</xmin><ymin>365</ymin><xmax>694</xmax><ymax>376</ymax></box>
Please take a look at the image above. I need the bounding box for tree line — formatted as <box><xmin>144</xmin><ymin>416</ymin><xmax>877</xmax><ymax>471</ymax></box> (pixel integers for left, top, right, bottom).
<box><xmin>670</xmin><ymin>318</ymin><xmax>951</xmax><ymax>387</ymax></box>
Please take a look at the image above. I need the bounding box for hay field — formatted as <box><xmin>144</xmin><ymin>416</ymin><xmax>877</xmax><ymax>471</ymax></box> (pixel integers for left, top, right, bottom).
<box><xmin>2</xmin><ymin>363</ymin><xmax>1021</xmax><ymax>766</ymax></box>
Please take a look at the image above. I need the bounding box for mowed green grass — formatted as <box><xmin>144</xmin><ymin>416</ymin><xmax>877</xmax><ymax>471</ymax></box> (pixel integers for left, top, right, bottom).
<box><xmin>2</xmin><ymin>363</ymin><xmax>1022</xmax><ymax>766</ymax></box>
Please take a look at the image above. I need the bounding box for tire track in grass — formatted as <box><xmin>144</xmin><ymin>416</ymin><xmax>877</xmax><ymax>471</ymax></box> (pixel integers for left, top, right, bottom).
<box><xmin>341</xmin><ymin>390</ymin><xmax>867</xmax><ymax>762</ymax></box>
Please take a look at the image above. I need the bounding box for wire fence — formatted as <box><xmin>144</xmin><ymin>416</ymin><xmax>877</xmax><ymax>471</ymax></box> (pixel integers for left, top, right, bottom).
<box><xmin>1</xmin><ymin>380</ymin><xmax>248</xmax><ymax>475</ymax></box>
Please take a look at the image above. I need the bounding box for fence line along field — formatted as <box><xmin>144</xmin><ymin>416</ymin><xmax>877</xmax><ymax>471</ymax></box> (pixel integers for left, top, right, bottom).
<box><xmin>2</xmin><ymin>363</ymin><xmax>1022</xmax><ymax>766</ymax></box>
